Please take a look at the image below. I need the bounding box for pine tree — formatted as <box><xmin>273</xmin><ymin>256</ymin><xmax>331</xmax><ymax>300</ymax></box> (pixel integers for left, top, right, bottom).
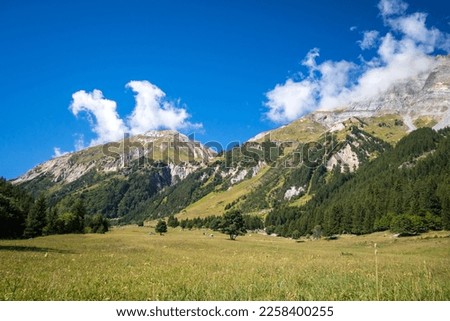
<box><xmin>0</xmin><ymin>178</ymin><xmax>33</xmax><ymax>238</ymax></box>
<box><xmin>24</xmin><ymin>195</ymin><xmax>47</xmax><ymax>238</ymax></box>
<box><xmin>43</xmin><ymin>207</ymin><xmax>58</xmax><ymax>235</ymax></box>
<box><xmin>71</xmin><ymin>199</ymin><xmax>86</xmax><ymax>233</ymax></box>
<box><xmin>437</xmin><ymin>181</ymin><xmax>450</xmax><ymax>230</ymax></box>
<box><xmin>167</xmin><ymin>215</ymin><xmax>179</xmax><ymax>228</ymax></box>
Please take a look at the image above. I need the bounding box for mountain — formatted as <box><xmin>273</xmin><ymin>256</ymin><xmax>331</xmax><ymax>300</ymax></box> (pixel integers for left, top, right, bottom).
<box><xmin>14</xmin><ymin>130</ymin><xmax>215</xmax><ymax>186</ymax></box>
<box><xmin>12</xmin><ymin>130</ymin><xmax>216</xmax><ymax>220</ymax></box>
<box><xmin>265</xmin><ymin>127</ymin><xmax>450</xmax><ymax>237</ymax></box>
<box><xmin>10</xmin><ymin>55</ymin><xmax>450</xmax><ymax>232</ymax></box>
<box><xmin>251</xmin><ymin>55</ymin><xmax>450</xmax><ymax>142</ymax></box>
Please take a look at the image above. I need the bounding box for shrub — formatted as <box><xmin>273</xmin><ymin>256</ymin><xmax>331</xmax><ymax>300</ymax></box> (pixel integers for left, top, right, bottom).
<box><xmin>155</xmin><ymin>220</ymin><xmax>167</xmax><ymax>235</ymax></box>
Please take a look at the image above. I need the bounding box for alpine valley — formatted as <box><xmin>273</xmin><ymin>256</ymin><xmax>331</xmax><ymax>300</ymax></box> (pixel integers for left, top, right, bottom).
<box><xmin>7</xmin><ymin>55</ymin><xmax>450</xmax><ymax>237</ymax></box>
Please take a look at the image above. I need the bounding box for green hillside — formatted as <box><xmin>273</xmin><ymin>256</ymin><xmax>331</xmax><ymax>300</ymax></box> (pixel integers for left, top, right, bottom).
<box><xmin>266</xmin><ymin>127</ymin><xmax>450</xmax><ymax>237</ymax></box>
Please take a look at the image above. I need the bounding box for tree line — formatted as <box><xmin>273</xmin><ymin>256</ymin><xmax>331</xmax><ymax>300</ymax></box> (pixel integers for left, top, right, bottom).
<box><xmin>156</xmin><ymin>211</ymin><xmax>263</xmax><ymax>240</ymax></box>
<box><xmin>265</xmin><ymin>127</ymin><xmax>450</xmax><ymax>237</ymax></box>
<box><xmin>0</xmin><ymin>178</ymin><xmax>108</xmax><ymax>239</ymax></box>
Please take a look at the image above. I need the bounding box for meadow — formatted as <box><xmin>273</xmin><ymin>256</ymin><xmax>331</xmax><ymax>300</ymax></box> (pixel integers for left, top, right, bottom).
<box><xmin>0</xmin><ymin>227</ymin><xmax>449</xmax><ymax>301</ymax></box>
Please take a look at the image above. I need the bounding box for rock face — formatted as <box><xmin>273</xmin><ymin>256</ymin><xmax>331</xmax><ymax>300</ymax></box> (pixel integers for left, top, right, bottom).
<box><xmin>13</xmin><ymin>130</ymin><xmax>216</xmax><ymax>185</ymax></box>
<box><xmin>326</xmin><ymin>144</ymin><xmax>359</xmax><ymax>172</ymax></box>
<box><xmin>312</xmin><ymin>55</ymin><xmax>450</xmax><ymax>130</ymax></box>
<box><xmin>284</xmin><ymin>186</ymin><xmax>305</xmax><ymax>200</ymax></box>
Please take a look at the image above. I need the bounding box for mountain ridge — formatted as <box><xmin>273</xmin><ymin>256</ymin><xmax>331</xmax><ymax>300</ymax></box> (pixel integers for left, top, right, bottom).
<box><xmin>13</xmin><ymin>130</ymin><xmax>216</xmax><ymax>185</ymax></box>
<box><xmin>250</xmin><ymin>55</ymin><xmax>450</xmax><ymax>143</ymax></box>
<box><xmin>9</xmin><ymin>55</ymin><xmax>450</xmax><ymax>227</ymax></box>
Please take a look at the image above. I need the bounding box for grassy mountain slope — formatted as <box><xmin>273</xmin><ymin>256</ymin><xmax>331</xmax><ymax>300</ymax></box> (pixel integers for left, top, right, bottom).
<box><xmin>10</xmin><ymin>107</ymin><xmax>447</xmax><ymax>229</ymax></box>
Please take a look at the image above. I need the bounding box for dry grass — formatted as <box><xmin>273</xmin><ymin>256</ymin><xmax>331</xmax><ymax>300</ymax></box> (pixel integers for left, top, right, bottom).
<box><xmin>362</xmin><ymin>114</ymin><xmax>409</xmax><ymax>144</ymax></box>
<box><xmin>0</xmin><ymin>228</ymin><xmax>449</xmax><ymax>301</ymax></box>
<box><xmin>413</xmin><ymin>116</ymin><xmax>439</xmax><ymax>128</ymax></box>
<box><xmin>176</xmin><ymin>166</ymin><xmax>269</xmax><ymax>220</ymax></box>
<box><xmin>252</xmin><ymin>117</ymin><xmax>327</xmax><ymax>144</ymax></box>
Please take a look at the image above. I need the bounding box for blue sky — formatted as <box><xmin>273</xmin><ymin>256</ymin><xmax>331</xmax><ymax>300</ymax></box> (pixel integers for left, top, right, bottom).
<box><xmin>1</xmin><ymin>0</ymin><xmax>449</xmax><ymax>179</ymax></box>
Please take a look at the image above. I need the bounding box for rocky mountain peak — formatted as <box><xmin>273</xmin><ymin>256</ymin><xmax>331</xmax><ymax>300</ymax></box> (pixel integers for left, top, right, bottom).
<box><xmin>13</xmin><ymin>129</ymin><xmax>216</xmax><ymax>185</ymax></box>
<box><xmin>251</xmin><ymin>55</ymin><xmax>450</xmax><ymax>144</ymax></box>
<box><xmin>313</xmin><ymin>55</ymin><xmax>450</xmax><ymax>130</ymax></box>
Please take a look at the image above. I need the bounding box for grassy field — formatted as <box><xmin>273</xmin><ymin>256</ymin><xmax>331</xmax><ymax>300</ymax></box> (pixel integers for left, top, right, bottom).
<box><xmin>0</xmin><ymin>227</ymin><xmax>449</xmax><ymax>301</ymax></box>
<box><xmin>177</xmin><ymin>166</ymin><xmax>270</xmax><ymax>220</ymax></box>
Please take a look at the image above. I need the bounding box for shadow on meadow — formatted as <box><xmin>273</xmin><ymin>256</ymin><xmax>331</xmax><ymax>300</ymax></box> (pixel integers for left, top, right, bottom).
<box><xmin>0</xmin><ymin>245</ymin><xmax>73</xmax><ymax>254</ymax></box>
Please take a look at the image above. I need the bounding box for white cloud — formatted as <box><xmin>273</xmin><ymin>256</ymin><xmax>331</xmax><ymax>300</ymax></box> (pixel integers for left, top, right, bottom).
<box><xmin>302</xmin><ymin>47</ymin><xmax>320</xmax><ymax>71</ymax></box>
<box><xmin>126</xmin><ymin>80</ymin><xmax>201</xmax><ymax>135</ymax></box>
<box><xmin>348</xmin><ymin>38</ymin><xmax>433</xmax><ymax>101</ymax></box>
<box><xmin>359</xmin><ymin>30</ymin><xmax>380</xmax><ymax>50</ymax></box>
<box><xmin>264</xmin><ymin>0</ymin><xmax>449</xmax><ymax>123</ymax></box>
<box><xmin>264</xmin><ymin>48</ymin><xmax>353</xmax><ymax>122</ymax></box>
<box><xmin>265</xmin><ymin>79</ymin><xmax>317</xmax><ymax>123</ymax></box>
<box><xmin>378</xmin><ymin>0</ymin><xmax>408</xmax><ymax>17</ymax></box>
<box><xmin>69</xmin><ymin>81</ymin><xmax>201</xmax><ymax>148</ymax></box>
<box><xmin>70</xmin><ymin>89</ymin><xmax>127</xmax><ymax>146</ymax></box>
<box><xmin>387</xmin><ymin>12</ymin><xmax>450</xmax><ymax>52</ymax></box>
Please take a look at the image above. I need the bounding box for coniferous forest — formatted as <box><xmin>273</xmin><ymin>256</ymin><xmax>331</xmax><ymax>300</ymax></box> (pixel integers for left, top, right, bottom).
<box><xmin>0</xmin><ymin>178</ymin><xmax>108</xmax><ymax>239</ymax></box>
<box><xmin>265</xmin><ymin>127</ymin><xmax>450</xmax><ymax>237</ymax></box>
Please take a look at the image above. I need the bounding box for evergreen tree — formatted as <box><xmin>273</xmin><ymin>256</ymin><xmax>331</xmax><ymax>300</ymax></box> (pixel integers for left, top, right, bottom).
<box><xmin>43</xmin><ymin>207</ymin><xmax>58</xmax><ymax>235</ymax></box>
<box><xmin>291</xmin><ymin>230</ymin><xmax>301</xmax><ymax>240</ymax></box>
<box><xmin>0</xmin><ymin>178</ymin><xmax>33</xmax><ymax>239</ymax></box>
<box><xmin>437</xmin><ymin>181</ymin><xmax>450</xmax><ymax>230</ymax></box>
<box><xmin>167</xmin><ymin>215</ymin><xmax>179</xmax><ymax>228</ymax></box>
<box><xmin>180</xmin><ymin>219</ymin><xmax>188</xmax><ymax>229</ymax></box>
<box><xmin>71</xmin><ymin>199</ymin><xmax>86</xmax><ymax>233</ymax></box>
<box><xmin>155</xmin><ymin>220</ymin><xmax>168</xmax><ymax>235</ymax></box>
<box><xmin>24</xmin><ymin>195</ymin><xmax>47</xmax><ymax>238</ymax></box>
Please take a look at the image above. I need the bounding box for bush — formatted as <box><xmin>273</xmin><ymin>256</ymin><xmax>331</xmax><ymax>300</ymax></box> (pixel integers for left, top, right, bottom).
<box><xmin>155</xmin><ymin>220</ymin><xmax>167</xmax><ymax>235</ymax></box>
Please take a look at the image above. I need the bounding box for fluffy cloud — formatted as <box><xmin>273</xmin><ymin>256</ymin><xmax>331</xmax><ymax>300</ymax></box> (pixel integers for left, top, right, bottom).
<box><xmin>264</xmin><ymin>0</ymin><xmax>450</xmax><ymax>123</ymax></box>
<box><xmin>69</xmin><ymin>81</ymin><xmax>201</xmax><ymax>148</ymax></box>
<box><xmin>265</xmin><ymin>49</ymin><xmax>355</xmax><ymax>123</ymax></box>
<box><xmin>126</xmin><ymin>80</ymin><xmax>200</xmax><ymax>135</ymax></box>
<box><xmin>266</xmin><ymin>79</ymin><xmax>317</xmax><ymax>123</ymax></box>
<box><xmin>70</xmin><ymin>89</ymin><xmax>127</xmax><ymax>146</ymax></box>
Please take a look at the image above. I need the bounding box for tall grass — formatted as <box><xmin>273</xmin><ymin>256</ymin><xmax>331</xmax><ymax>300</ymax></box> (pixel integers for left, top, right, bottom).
<box><xmin>0</xmin><ymin>228</ymin><xmax>449</xmax><ymax>300</ymax></box>
<box><xmin>374</xmin><ymin>242</ymin><xmax>379</xmax><ymax>301</ymax></box>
